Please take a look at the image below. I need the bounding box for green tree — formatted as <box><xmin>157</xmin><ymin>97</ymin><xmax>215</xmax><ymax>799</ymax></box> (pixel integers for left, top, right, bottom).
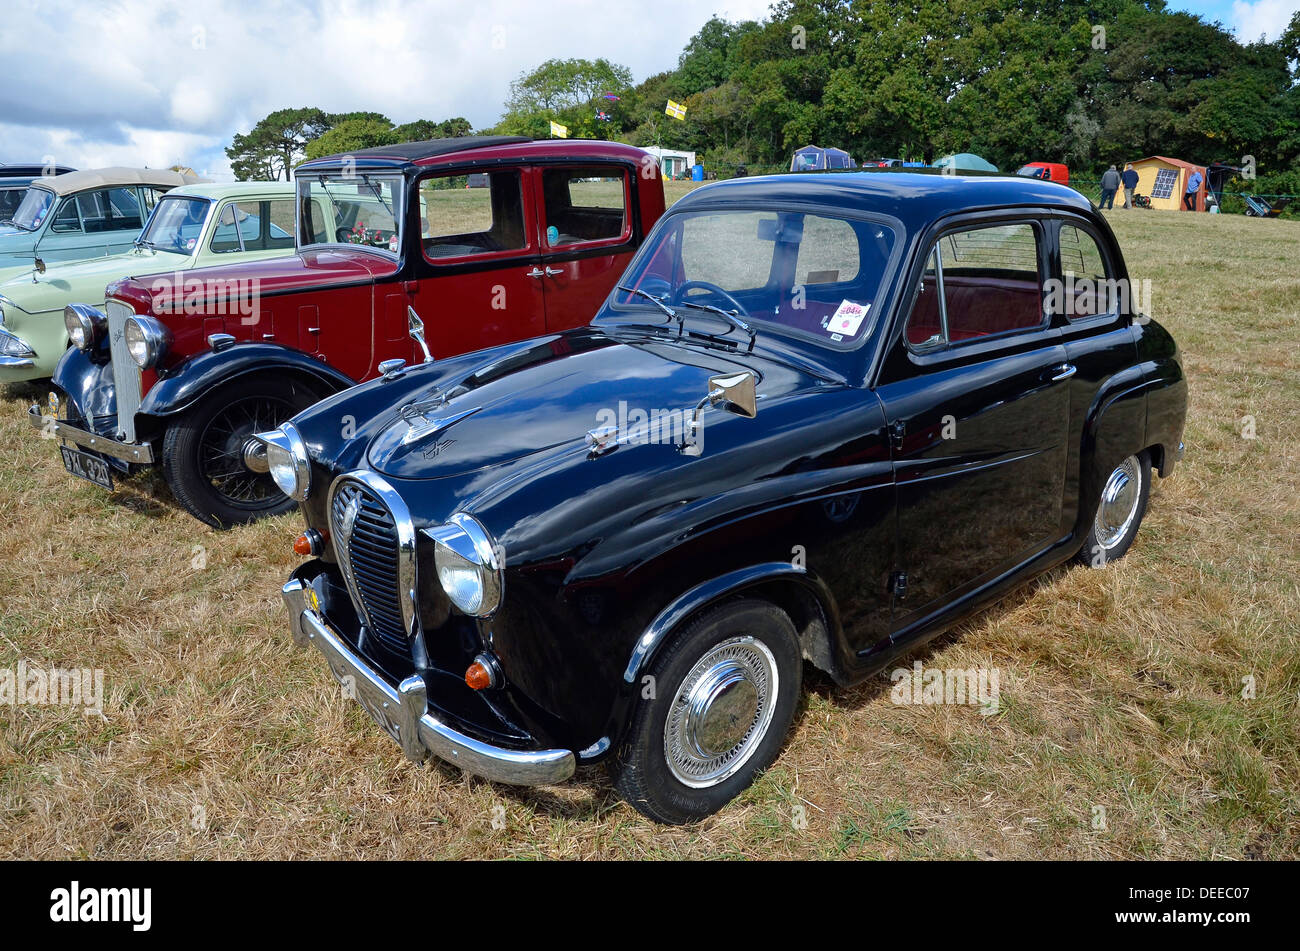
<box><xmin>303</xmin><ymin>118</ymin><xmax>401</xmax><ymax>160</ymax></box>
<box><xmin>394</xmin><ymin>117</ymin><xmax>473</xmax><ymax>140</ymax></box>
<box><xmin>226</xmin><ymin>107</ymin><xmax>332</xmax><ymax>180</ymax></box>
<box><xmin>498</xmin><ymin>57</ymin><xmax>634</xmax><ymax>136</ymax></box>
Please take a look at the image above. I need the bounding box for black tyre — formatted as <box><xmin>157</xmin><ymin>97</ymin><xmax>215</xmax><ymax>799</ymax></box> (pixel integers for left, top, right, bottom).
<box><xmin>611</xmin><ymin>598</ymin><xmax>802</xmax><ymax>824</ymax></box>
<box><xmin>162</xmin><ymin>375</ymin><xmax>325</xmax><ymax>528</ymax></box>
<box><xmin>1075</xmin><ymin>451</ymin><xmax>1151</xmax><ymax>567</ymax></box>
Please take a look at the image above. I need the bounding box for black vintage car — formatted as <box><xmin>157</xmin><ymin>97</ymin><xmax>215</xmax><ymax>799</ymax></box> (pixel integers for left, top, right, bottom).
<box><xmin>260</xmin><ymin>172</ymin><xmax>1186</xmax><ymax>823</ymax></box>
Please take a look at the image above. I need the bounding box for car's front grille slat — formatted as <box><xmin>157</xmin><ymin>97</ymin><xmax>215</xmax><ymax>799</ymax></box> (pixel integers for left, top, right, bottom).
<box><xmin>331</xmin><ymin>480</ymin><xmax>409</xmax><ymax>655</ymax></box>
<box><xmin>105</xmin><ymin>300</ymin><xmax>142</xmax><ymax>442</ymax></box>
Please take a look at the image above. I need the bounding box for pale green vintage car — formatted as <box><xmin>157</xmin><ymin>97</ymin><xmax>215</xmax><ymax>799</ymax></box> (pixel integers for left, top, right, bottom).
<box><xmin>0</xmin><ymin>181</ymin><xmax>296</xmax><ymax>383</ymax></box>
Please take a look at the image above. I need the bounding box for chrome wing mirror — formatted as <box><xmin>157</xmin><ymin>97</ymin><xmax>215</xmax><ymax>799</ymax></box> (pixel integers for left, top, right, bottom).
<box><xmin>408</xmin><ymin>306</ymin><xmax>434</xmax><ymax>364</ymax></box>
<box><xmin>682</xmin><ymin>371</ymin><xmax>758</xmax><ymax>456</ymax></box>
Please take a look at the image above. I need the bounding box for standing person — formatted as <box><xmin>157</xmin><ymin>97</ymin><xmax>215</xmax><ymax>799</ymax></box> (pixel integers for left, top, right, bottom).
<box><xmin>1183</xmin><ymin>169</ymin><xmax>1203</xmax><ymax>211</ymax></box>
<box><xmin>1099</xmin><ymin>165</ymin><xmax>1120</xmax><ymax>209</ymax></box>
<box><xmin>1122</xmin><ymin>163</ymin><xmax>1139</xmax><ymax>208</ymax></box>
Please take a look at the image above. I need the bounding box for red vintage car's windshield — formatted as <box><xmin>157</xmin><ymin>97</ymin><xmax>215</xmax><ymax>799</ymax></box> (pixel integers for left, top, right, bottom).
<box><xmin>297</xmin><ymin>174</ymin><xmax>404</xmax><ymax>253</ymax></box>
<box><xmin>608</xmin><ymin>208</ymin><xmax>899</xmax><ymax>348</ymax></box>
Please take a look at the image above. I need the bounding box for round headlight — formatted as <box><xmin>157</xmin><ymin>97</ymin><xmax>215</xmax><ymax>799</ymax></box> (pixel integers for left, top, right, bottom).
<box><xmin>123</xmin><ymin>315</ymin><xmax>170</xmax><ymax>369</ymax></box>
<box><xmin>63</xmin><ymin>304</ymin><xmax>106</xmax><ymax>351</ymax></box>
<box><xmin>428</xmin><ymin>513</ymin><xmax>502</xmax><ymax>617</ymax></box>
<box><xmin>257</xmin><ymin>422</ymin><xmax>310</xmax><ymax>501</ymax></box>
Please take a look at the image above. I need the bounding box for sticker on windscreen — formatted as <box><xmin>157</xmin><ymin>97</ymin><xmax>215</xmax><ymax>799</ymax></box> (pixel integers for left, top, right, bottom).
<box><xmin>826</xmin><ymin>299</ymin><xmax>870</xmax><ymax>337</ymax></box>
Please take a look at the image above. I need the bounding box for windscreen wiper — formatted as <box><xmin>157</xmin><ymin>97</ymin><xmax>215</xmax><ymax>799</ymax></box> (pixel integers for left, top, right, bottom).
<box><xmin>616</xmin><ymin>285</ymin><xmax>683</xmax><ymax>334</ymax></box>
<box><xmin>678</xmin><ymin>300</ymin><xmax>757</xmax><ymax>351</ymax></box>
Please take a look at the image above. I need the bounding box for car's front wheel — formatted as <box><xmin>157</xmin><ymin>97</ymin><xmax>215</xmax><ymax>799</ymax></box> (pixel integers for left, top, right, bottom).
<box><xmin>1077</xmin><ymin>451</ymin><xmax>1151</xmax><ymax>566</ymax></box>
<box><xmin>611</xmin><ymin>598</ymin><xmax>802</xmax><ymax>824</ymax></box>
<box><xmin>162</xmin><ymin>375</ymin><xmax>325</xmax><ymax>528</ymax></box>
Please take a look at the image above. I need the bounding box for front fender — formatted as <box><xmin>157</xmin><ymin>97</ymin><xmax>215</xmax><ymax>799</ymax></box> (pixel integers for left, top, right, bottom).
<box><xmin>51</xmin><ymin>344</ymin><xmax>116</xmax><ymax>424</ymax></box>
<box><xmin>139</xmin><ymin>343</ymin><xmax>356</xmax><ymax>419</ymax></box>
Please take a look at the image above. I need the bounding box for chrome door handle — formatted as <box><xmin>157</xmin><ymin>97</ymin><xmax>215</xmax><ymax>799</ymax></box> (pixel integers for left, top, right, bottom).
<box><xmin>1049</xmin><ymin>363</ymin><xmax>1077</xmax><ymax>381</ymax></box>
<box><xmin>526</xmin><ymin>267</ymin><xmax>545</xmax><ymax>278</ymax></box>
<box><xmin>544</xmin><ymin>267</ymin><xmax>564</xmax><ymax>277</ymax></box>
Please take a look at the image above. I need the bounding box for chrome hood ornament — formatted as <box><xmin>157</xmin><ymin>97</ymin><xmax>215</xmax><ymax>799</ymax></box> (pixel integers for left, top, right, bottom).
<box><xmin>398</xmin><ymin>401</ymin><xmax>481</xmax><ymax>447</ymax></box>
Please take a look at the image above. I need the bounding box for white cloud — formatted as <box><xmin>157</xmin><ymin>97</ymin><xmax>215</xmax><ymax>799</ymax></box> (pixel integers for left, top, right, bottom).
<box><xmin>0</xmin><ymin>0</ymin><xmax>775</xmax><ymax>181</ymax></box>
<box><xmin>1230</xmin><ymin>0</ymin><xmax>1299</xmax><ymax>41</ymax></box>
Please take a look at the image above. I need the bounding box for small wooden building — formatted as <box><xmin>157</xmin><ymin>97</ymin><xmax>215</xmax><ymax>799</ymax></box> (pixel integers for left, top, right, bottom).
<box><xmin>1129</xmin><ymin>156</ymin><xmax>1207</xmax><ymax>211</ymax></box>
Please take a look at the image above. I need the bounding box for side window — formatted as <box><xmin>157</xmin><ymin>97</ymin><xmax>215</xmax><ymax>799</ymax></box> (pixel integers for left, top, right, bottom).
<box><xmin>1058</xmin><ymin>224</ymin><xmax>1113</xmax><ymax>319</ymax></box>
<box><xmin>51</xmin><ymin>198</ymin><xmax>83</xmax><ymax>233</ymax></box>
<box><xmin>419</xmin><ymin>170</ymin><xmax>525</xmax><ymax>260</ymax></box>
<box><xmin>266</xmin><ymin>199</ymin><xmax>295</xmax><ymax>248</ymax></box>
<box><xmin>540</xmin><ymin>166</ymin><xmax>629</xmax><ymax>247</ymax></box>
<box><xmin>210</xmin><ymin>203</ymin><xmax>242</xmax><ymax>252</ymax></box>
<box><xmin>211</xmin><ymin>200</ymin><xmax>296</xmax><ymax>253</ymax></box>
<box><xmin>906</xmin><ymin>222</ymin><xmax>1044</xmax><ymax>348</ymax></box>
<box><xmin>102</xmin><ymin>187</ymin><xmax>144</xmax><ymax>232</ymax></box>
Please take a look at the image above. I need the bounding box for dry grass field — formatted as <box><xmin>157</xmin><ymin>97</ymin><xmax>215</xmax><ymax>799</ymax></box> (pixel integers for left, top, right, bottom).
<box><xmin>0</xmin><ymin>181</ymin><xmax>1296</xmax><ymax>859</ymax></box>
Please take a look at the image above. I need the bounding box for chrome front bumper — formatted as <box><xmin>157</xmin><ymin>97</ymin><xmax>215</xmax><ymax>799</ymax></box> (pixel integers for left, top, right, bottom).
<box><xmin>28</xmin><ymin>404</ymin><xmax>155</xmax><ymax>464</ymax></box>
<box><xmin>281</xmin><ymin>577</ymin><xmax>575</xmax><ymax>787</ymax></box>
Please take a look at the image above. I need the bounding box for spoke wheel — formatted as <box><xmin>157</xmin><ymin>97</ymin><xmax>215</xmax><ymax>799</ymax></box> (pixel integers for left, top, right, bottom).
<box><xmin>162</xmin><ymin>376</ymin><xmax>325</xmax><ymax>528</ymax></box>
<box><xmin>196</xmin><ymin>393</ymin><xmax>295</xmax><ymax>507</ymax></box>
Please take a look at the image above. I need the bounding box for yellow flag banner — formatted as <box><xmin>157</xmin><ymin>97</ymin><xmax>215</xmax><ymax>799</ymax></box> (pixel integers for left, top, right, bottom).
<box><xmin>665</xmin><ymin>99</ymin><xmax>687</xmax><ymax>120</ymax></box>
<box><xmin>550</xmin><ymin>121</ymin><xmax>568</xmax><ymax>138</ymax></box>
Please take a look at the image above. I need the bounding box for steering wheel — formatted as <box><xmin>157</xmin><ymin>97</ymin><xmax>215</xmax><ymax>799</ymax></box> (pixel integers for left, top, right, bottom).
<box><xmin>336</xmin><ymin>226</ymin><xmax>353</xmax><ymax>243</ymax></box>
<box><xmin>671</xmin><ymin>280</ymin><xmax>750</xmax><ymax>319</ymax></box>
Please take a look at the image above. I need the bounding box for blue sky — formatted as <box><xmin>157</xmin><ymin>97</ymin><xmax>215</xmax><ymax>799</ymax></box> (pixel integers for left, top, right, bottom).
<box><xmin>0</xmin><ymin>0</ymin><xmax>1295</xmax><ymax>181</ymax></box>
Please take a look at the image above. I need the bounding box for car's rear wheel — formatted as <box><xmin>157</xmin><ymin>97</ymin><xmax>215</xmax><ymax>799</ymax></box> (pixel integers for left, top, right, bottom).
<box><xmin>1077</xmin><ymin>451</ymin><xmax>1151</xmax><ymax>566</ymax></box>
<box><xmin>611</xmin><ymin>598</ymin><xmax>802</xmax><ymax>824</ymax></box>
<box><xmin>162</xmin><ymin>375</ymin><xmax>324</xmax><ymax>528</ymax></box>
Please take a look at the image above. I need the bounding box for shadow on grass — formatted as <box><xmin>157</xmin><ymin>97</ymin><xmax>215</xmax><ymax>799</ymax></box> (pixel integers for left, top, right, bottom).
<box><xmin>447</xmin><ymin>562</ymin><xmax>1085</xmax><ymax>825</ymax></box>
<box><xmin>804</xmin><ymin>562</ymin><xmax>1073</xmax><ymax>711</ymax></box>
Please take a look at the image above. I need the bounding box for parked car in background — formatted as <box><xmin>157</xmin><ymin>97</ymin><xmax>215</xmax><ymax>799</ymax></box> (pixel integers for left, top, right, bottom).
<box><xmin>0</xmin><ymin>163</ymin><xmax>76</xmax><ymax>221</ymax></box>
<box><xmin>0</xmin><ymin>167</ymin><xmax>202</xmax><ymax>269</ymax></box>
<box><xmin>34</xmin><ymin>137</ymin><xmax>665</xmax><ymax>527</ymax></box>
<box><xmin>0</xmin><ymin>181</ymin><xmax>296</xmax><ymax>383</ymax></box>
<box><xmin>263</xmin><ymin>171</ymin><xmax>1186</xmax><ymax>823</ymax></box>
<box><xmin>1016</xmin><ymin>162</ymin><xmax>1070</xmax><ymax>184</ymax></box>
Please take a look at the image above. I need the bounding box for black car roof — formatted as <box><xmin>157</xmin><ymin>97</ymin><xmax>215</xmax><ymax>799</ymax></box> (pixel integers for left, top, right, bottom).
<box><xmin>672</xmin><ymin>170</ymin><xmax>1095</xmax><ymax>227</ymax></box>
<box><xmin>0</xmin><ymin>164</ymin><xmax>76</xmax><ymax>177</ymax></box>
<box><xmin>297</xmin><ymin>136</ymin><xmax>531</xmax><ymax>171</ymax></box>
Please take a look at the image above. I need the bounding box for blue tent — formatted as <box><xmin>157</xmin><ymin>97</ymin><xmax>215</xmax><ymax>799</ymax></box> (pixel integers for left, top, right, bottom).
<box><xmin>934</xmin><ymin>152</ymin><xmax>999</xmax><ymax>172</ymax></box>
<box><xmin>791</xmin><ymin>145</ymin><xmax>857</xmax><ymax>171</ymax></box>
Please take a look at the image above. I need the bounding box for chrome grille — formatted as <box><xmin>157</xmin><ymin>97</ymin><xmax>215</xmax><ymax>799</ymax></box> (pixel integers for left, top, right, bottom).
<box><xmin>332</xmin><ymin>480</ymin><xmax>409</xmax><ymax>654</ymax></box>
<box><xmin>106</xmin><ymin>299</ymin><xmax>143</xmax><ymax>442</ymax></box>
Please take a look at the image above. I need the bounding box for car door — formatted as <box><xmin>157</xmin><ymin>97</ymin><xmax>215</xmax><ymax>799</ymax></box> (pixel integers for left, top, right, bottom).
<box><xmin>1052</xmin><ymin>218</ymin><xmax>1144</xmax><ymax>542</ymax></box>
<box><xmin>874</xmin><ymin>218</ymin><xmax>1072</xmax><ymax>636</ymax></box>
<box><xmin>40</xmin><ymin>187</ymin><xmax>146</xmax><ymax>261</ymax></box>
<box><xmin>532</xmin><ymin>163</ymin><xmax>638</xmax><ymax>332</ymax></box>
<box><xmin>408</xmin><ymin>166</ymin><xmax>546</xmax><ymax>359</ymax></box>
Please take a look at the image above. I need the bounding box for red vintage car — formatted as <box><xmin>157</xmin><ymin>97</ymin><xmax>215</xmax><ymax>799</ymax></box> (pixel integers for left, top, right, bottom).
<box><xmin>36</xmin><ymin>137</ymin><xmax>665</xmax><ymax>526</ymax></box>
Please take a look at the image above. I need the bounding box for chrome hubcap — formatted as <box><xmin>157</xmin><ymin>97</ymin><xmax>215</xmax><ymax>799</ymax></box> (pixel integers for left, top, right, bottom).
<box><xmin>665</xmin><ymin>635</ymin><xmax>778</xmax><ymax>788</ymax></box>
<box><xmin>1095</xmin><ymin>455</ymin><xmax>1141</xmax><ymax>550</ymax></box>
<box><xmin>242</xmin><ymin>439</ymin><xmax>269</xmax><ymax>474</ymax></box>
